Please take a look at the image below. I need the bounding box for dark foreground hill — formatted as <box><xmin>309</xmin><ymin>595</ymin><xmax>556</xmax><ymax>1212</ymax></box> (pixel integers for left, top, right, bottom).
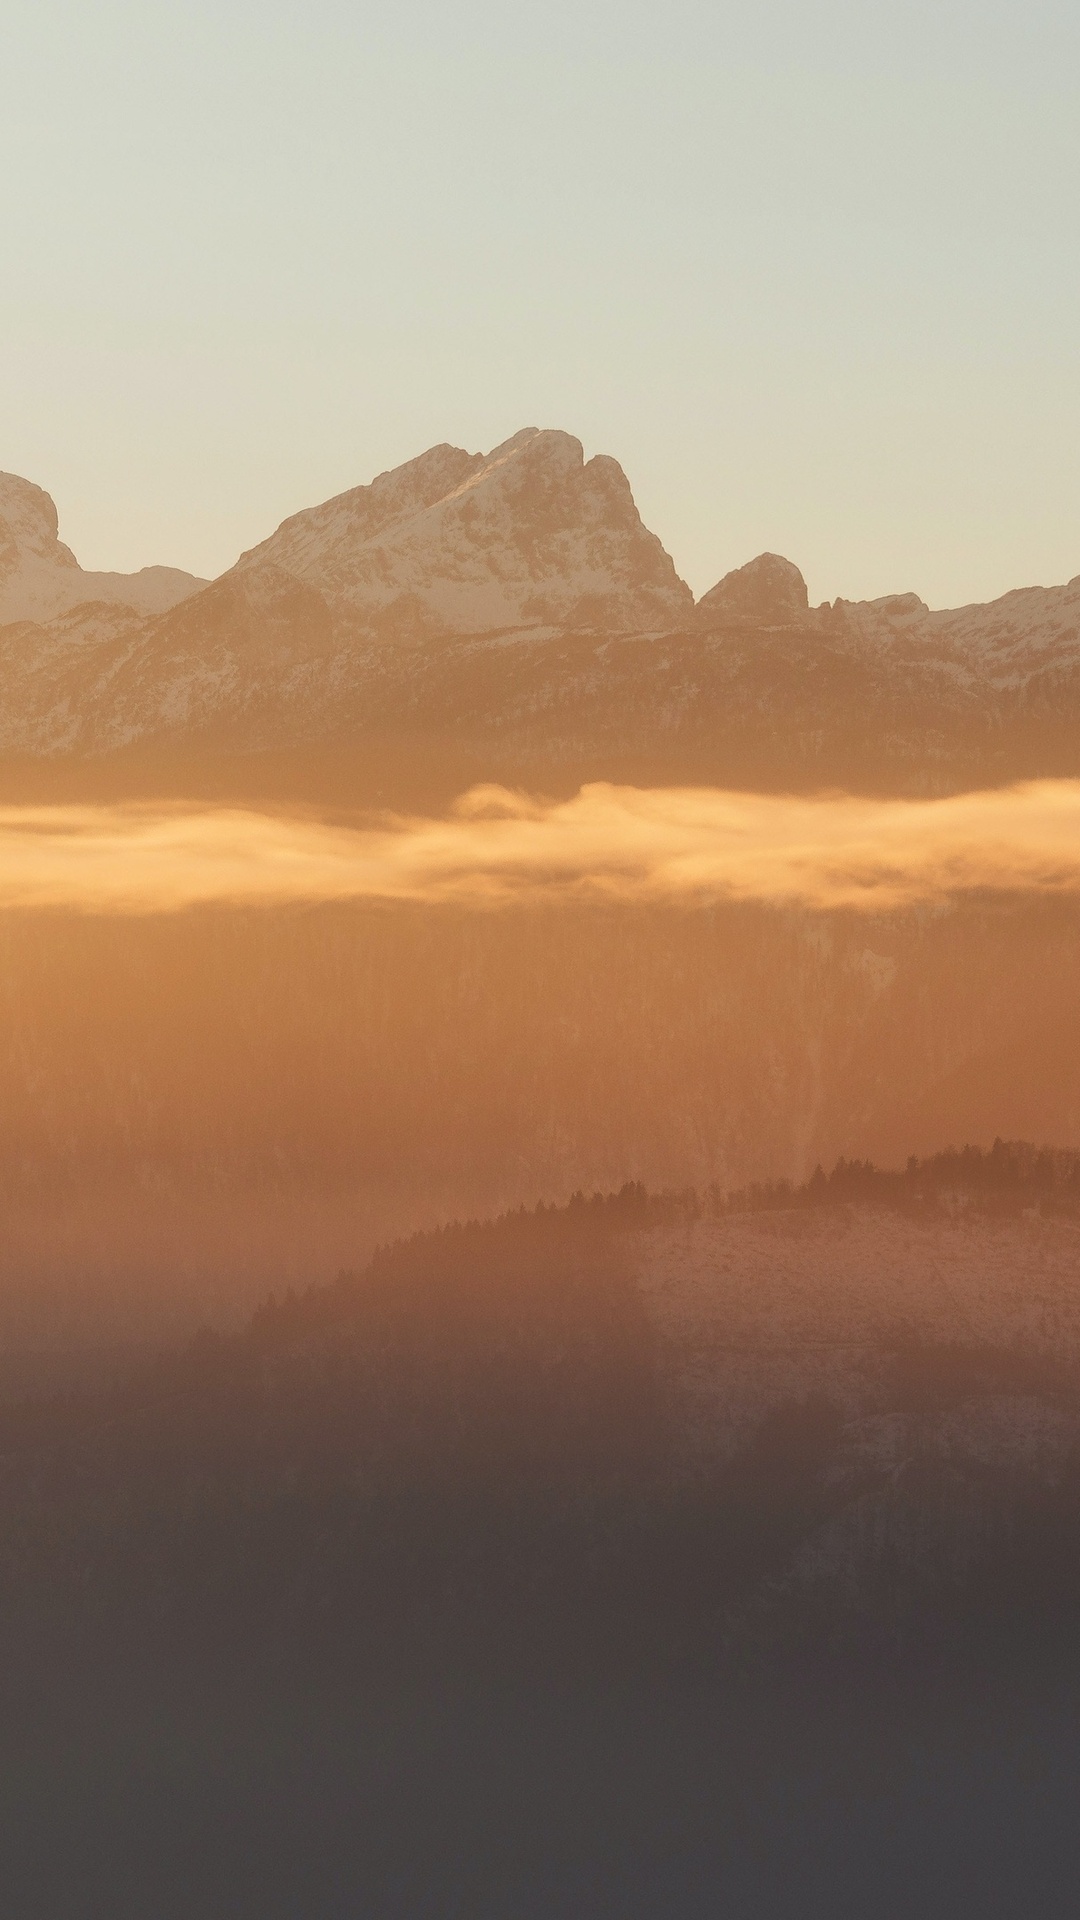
<box><xmin>8</xmin><ymin>1143</ymin><xmax>1080</xmax><ymax>1667</ymax></box>
<box><xmin>6</xmin><ymin>1152</ymin><xmax>1080</xmax><ymax>1914</ymax></box>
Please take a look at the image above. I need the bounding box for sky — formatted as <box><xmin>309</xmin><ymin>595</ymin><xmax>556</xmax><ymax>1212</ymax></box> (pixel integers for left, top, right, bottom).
<box><xmin>2</xmin><ymin>0</ymin><xmax>1078</xmax><ymax>607</ymax></box>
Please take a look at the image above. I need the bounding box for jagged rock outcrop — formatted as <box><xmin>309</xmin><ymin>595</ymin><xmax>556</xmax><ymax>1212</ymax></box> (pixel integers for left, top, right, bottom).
<box><xmin>694</xmin><ymin>552</ymin><xmax>810</xmax><ymax>629</ymax></box>
<box><xmin>230</xmin><ymin>428</ymin><xmax>693</xmax><ymax>638</ymax></box>
<box><xmin>693</xmin><ymin>548</ymin><xmax>1080</xmax><ymax>687</ymax></box>
<box><xmin>1</xmin><ymin>435</ymin><xmax>1079</xmax><ymax>792</ymax></box>
<box><xmin>0</xmin><ymin>472</ymin><xmax>205</xmax><ymax>625</ymax></box>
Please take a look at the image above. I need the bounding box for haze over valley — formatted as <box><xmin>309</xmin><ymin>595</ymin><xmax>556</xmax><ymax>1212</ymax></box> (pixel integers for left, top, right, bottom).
<box><xmin>8</xmin><ymin>0</ymin><xmax>1080</xmax><ymax>1904</ymax></box>
<box><xmin>2</xmin><ymin>434</ymin><xmax>1080</xmax><ymax>1353</ymax></box>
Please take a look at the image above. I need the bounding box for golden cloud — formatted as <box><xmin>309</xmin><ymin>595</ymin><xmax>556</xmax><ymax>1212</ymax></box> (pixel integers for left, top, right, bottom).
<box><xmin>1</xmin><ymin>781</ymin><xmax>1079</xmax><ymax>914</ymax></box>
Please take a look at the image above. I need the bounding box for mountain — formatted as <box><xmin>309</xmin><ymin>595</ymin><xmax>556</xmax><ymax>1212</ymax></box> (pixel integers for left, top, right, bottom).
<box><xmin>230</xmin><ymin>427</ymin><xmax>693</xmax><ymax>637</ymax></box>
<box><xmin>693</xmin><ymin>547</ymin><xmax>1080</xmax><ymax>685</ymax></box>
<box><xmin>1</xmin><ymin>433</ymin><xmax>1079</xmax><ymax>795</ymax></box>
<box><xmin>0</xmin><ymin>472</ymin><xmax>205</xmax><ymax>626</ymax></box>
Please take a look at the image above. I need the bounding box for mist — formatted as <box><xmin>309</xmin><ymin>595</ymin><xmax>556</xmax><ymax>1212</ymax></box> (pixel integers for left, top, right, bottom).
<box><xmin>5</xmin><ymin>779</ymin><xmax>1080</xmax><ymax>914</ymax></box>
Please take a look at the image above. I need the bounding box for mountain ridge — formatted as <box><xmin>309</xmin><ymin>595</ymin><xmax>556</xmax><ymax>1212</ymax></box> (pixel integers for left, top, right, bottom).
<box><xmin>2</xmin><ymin>433</ymin><xmax>1079</xmax><ymax>794</ymax></box>
<box><xmin>229</xmin><ymin>427</ymin><xmax>693</xmax><ymax>638</ymax></box>
<box><xmin>0</xmin><ymin>471</ymin><xmax>207</xmax><ymax>626</ymax></box>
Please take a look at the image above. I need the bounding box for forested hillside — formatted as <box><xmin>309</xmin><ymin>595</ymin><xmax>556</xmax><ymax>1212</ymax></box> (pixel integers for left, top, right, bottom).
<box><xmin>6</xmin><ymin>1148</ymin><xmax>1080</xmax><ymax>1669</ymax></box>
<box><xmin>0</xmin><ymin>895</ymin><xmax>1078</xmax><ymax>1347</ymax></box>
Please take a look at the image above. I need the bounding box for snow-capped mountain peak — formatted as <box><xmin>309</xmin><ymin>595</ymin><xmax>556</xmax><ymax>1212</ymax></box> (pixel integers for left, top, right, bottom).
<box><xmin>0</xmin><ymin>471</ymin><xmax>205</xmax><ymax>626</ymax></box>
<box><xmin>230</xmin><ymin>429</ymin><xmax>694</xmax><ymax>637</ymax></box>
<box><xmin>0</xmin><ymin>473</ymin><xmax>81</xmax><ymax>578</ymax></box>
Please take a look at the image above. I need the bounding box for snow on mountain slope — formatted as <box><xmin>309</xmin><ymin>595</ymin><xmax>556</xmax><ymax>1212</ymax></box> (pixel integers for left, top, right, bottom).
<box><xmin>815</xmin><ymin>578</ymin><xmax>1080</xmax><ymax>682</ymax></box>
<box><xmin>0</xmin><ymin>473</ymin><xmax>205</xmax><ymax>625</ymax></box>
<box><xmin>229</xmin><ymin>428</ymin><xmax>694</xmax><ymax>636</ymax></box>
<box><xmin>0</xmin><ymin>603</ymin><xmax>150</xmax><ymax>754</ymax></box>
<box><xmin>693</xmin><ymin>551</ymin><xmax>1080</xmax><ymax>683</ymax></box>
<box><xmin>0</xmin><ymin>438</ymin><xmax>1078</xmax><ymax>777</ymax></box>
<box><xmin>0</xmin><ymin>429</ymin><xmax>695</xmax><ymax>756</ymax></box>
<box><xmin>927</xmin><ymin>576</ymin><xmax>1080</xmax><ymax>682</ymax></box>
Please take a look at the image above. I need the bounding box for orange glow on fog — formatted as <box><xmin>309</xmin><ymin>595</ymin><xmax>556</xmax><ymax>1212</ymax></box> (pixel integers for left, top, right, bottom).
<box><xmin>0</xmin><ymin>780</ymin><xmax>1079</xmax><ymax>913</ymax></box>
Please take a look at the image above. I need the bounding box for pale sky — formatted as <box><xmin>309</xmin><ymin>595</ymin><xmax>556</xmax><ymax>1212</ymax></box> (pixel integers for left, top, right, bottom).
<box><xmin>2</xmin><ymin>0</ymin><xmax>1078</xmax><ymax>607</ymax></box>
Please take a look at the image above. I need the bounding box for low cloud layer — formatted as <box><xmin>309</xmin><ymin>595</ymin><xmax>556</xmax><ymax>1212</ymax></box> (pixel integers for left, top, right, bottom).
<box><xmin>2</xmin><ymin>781</ymin><xmax>1080</xmax><ymax>914</ymax></box>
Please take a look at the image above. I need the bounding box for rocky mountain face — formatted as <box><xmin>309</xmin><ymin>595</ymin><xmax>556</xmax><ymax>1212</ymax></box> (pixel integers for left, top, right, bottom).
<box><xmin>1</xmin><ymin>434</ymin><xmax>1078</xmax><ymax>794</ymax></box>
<box><xmin>0</xmin><ymin>472</ymin><xmax>205</xmax><ymax>627</ymax></box>
<box><xmin>231</xmin><ymin>427</ymin><xmax>693</xmax><ymax>637</ymax></box>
